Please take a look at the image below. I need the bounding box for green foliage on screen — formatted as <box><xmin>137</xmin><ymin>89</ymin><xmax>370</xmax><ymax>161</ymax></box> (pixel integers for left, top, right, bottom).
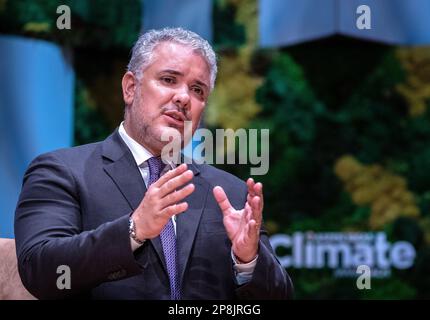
<box><xmin>0</xmin><ymin>0</ymin><xmax>141</xmax><ymax>48</ymax></box>
<box><xmin>219</xmin><ymin>37</ymin><xmax>430</xmax><ymax>299</ymax></box>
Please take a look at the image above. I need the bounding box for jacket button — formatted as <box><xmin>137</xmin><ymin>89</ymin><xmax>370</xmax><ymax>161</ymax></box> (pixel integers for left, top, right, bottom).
<box><xmin>107</xmin><ymin>269</ymin><xmax>127</xmax><ymax>280</ymax></box>
<box><xmin>117</xmin><ymin>269</ymin><xmax>127</xmax><ymax>278</ymax></box>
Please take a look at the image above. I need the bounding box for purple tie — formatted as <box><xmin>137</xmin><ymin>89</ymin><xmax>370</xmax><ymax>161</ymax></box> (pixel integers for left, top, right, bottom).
<box><xmin>147</xmin><ymin>157</ymin><xmax>181</xmax><ymax>300</ymax></box>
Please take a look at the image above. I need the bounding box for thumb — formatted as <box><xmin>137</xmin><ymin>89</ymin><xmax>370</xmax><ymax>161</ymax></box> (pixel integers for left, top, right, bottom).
<box><xmin>213</xmin><ymin>186</ymin><xmax>233</xmax><ymax>214</ymax></box>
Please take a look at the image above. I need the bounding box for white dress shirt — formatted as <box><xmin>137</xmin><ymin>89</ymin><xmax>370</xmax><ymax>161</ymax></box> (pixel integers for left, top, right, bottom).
<box><xmin>118</xmin><ymin>122</ymin><xmax>257</xmax><ymax>284</ymax></box>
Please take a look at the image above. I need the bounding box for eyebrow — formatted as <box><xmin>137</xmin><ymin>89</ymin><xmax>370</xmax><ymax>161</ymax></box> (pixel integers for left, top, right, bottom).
<box><xmin>159</xmin><ymin>69</ymin><xmax>209</xmax><ymax>91</ymax></box>
<box><xmin>159</xmin><ymin>69</ymin><xmax>183</xmax><ymax>76</ymax></box>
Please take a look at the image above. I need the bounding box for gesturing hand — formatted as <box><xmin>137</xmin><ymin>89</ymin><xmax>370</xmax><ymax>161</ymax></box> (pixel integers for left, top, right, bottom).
<box><xmin>213</xmin><ymin>178</ymin><xmax>264</xmax><ymax>263</ymax></box>
<box><xmin>132</xmin><ymin>164</ymin><xmax>195</xmax><ymax>240</ymax></box>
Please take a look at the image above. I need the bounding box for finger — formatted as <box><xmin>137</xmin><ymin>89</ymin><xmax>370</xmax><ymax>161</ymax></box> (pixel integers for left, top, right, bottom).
<box><xmin>239</xmin><ymin>203</ymin><xmax>251</xmax><ymax>230</ymax></box>
<box><xmin>253</xmin><ymin>181</ymin><xmax>262</xmax><ymax>195</ymax></box>
<box><xmin>247</xmin><ymin>219</ymin><xmax>257</xmax><ymax>239</ymax></box>
<box><xmin>253</xmin><ymin>182</ymin><xmax>264</xmax><ymax>211</ymax></box>
<box><xmin>246</xmin><ymin>196</ymin><xmax>262</xmax><ymax>229</ymax></box>
<box><xmin>250</xmin><ymin>196</ymin><xmax>263</xmax><ymax>224</ymax></box>
<box><xmin>160</xmin><ymin>183</ymin><xmax>195</xmax><ymax>209</ymax></box>
<box><xmin>249</xmin><ymin>196</ymin><xmax>260</xmax><ymax>213</ymax></box>
<box><xmin>247</xmin><ymin>178</ymin><xmax>255</xmax><ymax>191</ymax></box>
<box><xmin>246</xmin><ymin>178</ymin><xmax>255</xmax><ymax>203</ymax></box>
<box><xmin>159</xmin><ymin>202</ymin><xmax>189</xmax><ymax>219</ymax></box>
<box><xmin>213</xmin><ymin>186</ymin><xmax>234</xmax><ymax>214</ymax></box>
<box><xmin>155</xmin><ymin>163</ymin><xmax>188</xmax><ymax>187</ymax></box>
<box><xmin>245</xmin><ymin>202</ymin><xmax>253</xmax><ymax>223</ymax></box>
<box><xmin>159</xmin><ymin>169</ymin><xmax>194</xmax><ymax>197</ymax></box>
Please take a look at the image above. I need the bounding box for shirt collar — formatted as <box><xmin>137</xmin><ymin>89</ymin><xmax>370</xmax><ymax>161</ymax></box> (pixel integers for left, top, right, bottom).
<box><xmin>118</xmin><ymin>122</ymin><xmax>178</xmax><ymax>169</ymax></box>
<box><xmin>118</xmin><ymin>122</ymin><xmax>153</xmax><ymax>167</ymax></box>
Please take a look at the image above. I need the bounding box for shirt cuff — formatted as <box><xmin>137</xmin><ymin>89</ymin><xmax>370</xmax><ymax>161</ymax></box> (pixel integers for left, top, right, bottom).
<box><xmin>130</xmin><ymin>237</ymin><xmax>144</xmax><ymax>251</ymax></box>
<box><xmin>231</xmin><ymin>250</ymin><xmax>258</xmax><ymax>285</ymax></box>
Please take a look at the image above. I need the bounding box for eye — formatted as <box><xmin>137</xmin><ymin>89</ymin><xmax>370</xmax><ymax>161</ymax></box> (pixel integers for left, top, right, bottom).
<box><xmin>191</xmin><ymin>86</ymin><xmax>204</xmax><ymax>96</ymax></box>
<box><xmin>161</xmin><ymin>76</ymin><xmax>176</xmax><ymax>84</ymax></box>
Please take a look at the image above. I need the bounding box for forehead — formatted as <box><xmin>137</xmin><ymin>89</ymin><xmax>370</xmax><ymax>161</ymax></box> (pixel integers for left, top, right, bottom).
<box><xmin>146</xmin><ymin>42</ymin><xmax>210</xmax><ymax>81</ymax></box>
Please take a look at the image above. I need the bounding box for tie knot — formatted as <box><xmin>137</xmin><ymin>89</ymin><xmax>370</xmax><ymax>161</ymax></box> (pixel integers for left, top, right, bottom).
<box><xmin>147</xmin><ymin>156</ymin><xmax>166</xmax><ymax>185</ymax></box>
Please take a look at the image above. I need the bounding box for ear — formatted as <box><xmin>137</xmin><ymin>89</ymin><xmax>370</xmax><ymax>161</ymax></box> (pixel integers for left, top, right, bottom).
<box><xmin>122</xmin><ymin>71</ymin><xmax>137</xmax><ymax>106</ymax></box>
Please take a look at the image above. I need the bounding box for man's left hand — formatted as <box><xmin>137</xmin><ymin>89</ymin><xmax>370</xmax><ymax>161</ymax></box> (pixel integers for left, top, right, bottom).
<box><xmin>213</xmin><ymin>178</ymin><xmax>263</xmax><ymax>263</ymax></box>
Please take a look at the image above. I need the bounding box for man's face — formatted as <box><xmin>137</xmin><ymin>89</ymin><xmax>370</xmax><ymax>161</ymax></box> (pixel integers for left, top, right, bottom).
<box><xmin>122</xmin><ymin>41</ymin><xmax>211</xmax><ymax>155</ymax></box>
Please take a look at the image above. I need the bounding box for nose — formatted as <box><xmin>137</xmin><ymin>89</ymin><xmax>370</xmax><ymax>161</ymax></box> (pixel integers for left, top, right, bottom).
<box><xmin>172</xmin><ymin>86</ymin><xmax>190</xmax><ymax>111</ymax></box>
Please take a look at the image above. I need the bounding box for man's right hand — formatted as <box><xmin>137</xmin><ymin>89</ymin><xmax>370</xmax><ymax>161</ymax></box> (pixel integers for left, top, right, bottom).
<box><xmin>131</xmin><ymin>163</ymin><xmax>194</xmax><ymax>240</ymax></box>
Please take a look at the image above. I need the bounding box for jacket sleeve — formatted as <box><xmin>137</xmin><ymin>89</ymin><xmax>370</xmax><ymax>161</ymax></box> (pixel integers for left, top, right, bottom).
<box><xmin>231</xmin><ymin>183</ymin><xmax>294</xmax><ymax>300</ymax></box>
<box><xmin>235</xmin><ymin>235</ymin><xmax>294</xmax><ymax>299</ymax></box>
<box><xmin>14</xmin><ymin>152</ymin><xmax>142</xmax><ymax>299</ymax></box>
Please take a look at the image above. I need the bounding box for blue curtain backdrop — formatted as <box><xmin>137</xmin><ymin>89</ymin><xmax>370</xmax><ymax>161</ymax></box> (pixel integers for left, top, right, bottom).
<box><xmin>259</xmin><ymin>0</ymin><xmax>430</xmax><ymax>47</ymax></box>
<box><xmin>339</xmin><ymin>0</ymin><xmax>430</xmax><ymax>44</ymax></box>
<box><xmin>142</xmin><ymin>0</ymin><xmax>213</xmax><ymax>43</ymax></box>
<box><xmin>0</xmin><ymin>36</ymin><xmax>74</xmax><ymax>238</ymax></box>
<box><xmin>259</xmin><ymin>0</ymin><xmax>337</xmax><ymax>47</ymax></box>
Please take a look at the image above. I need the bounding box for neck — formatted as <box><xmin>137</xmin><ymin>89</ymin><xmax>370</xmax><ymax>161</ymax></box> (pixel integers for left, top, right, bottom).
<box><xmin>123</xmin><ymin>120</ymin><xmax>161</xmax><ymax>156</ymax></box>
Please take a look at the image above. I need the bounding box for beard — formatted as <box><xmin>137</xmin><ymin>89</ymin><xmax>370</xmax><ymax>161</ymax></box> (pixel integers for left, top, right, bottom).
<box><xmin>126</xmin><ymin>103</ymin><xmax>187</xmax><ymax>156</ymax></box>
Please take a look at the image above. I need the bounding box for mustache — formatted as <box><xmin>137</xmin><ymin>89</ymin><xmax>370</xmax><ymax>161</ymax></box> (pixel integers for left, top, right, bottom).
<box><xmin>160</xmin><ymin>105</ymin><xmax>190</xmax><ymax>121</ymax></box>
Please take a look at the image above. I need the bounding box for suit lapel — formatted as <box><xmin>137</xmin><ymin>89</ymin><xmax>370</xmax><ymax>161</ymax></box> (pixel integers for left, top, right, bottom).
<box><xmin>103</xmin><ymin>155</ymin><xmax>147</xmax><ymax>211</ymax></box>
<box><xmin>102</xmin><ymin>130</ymin><xmax>147</xmax><ymax>210</ymax></box>
<box><xmin>177</xmin><ymin>163</ymin><xmax>209</xmax><ymax>285</ymax></box>
<box><xmin>102</xmin><ymin>131</ymin><xmax>167</xmax><ymax>271</ymax></box>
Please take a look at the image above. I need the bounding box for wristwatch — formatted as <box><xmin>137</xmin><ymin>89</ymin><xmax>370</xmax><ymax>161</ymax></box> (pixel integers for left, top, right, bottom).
<box><xmin>129</xmin><ymin>217</ymin><xmax>146</xmax><ymax>245</ymax></box>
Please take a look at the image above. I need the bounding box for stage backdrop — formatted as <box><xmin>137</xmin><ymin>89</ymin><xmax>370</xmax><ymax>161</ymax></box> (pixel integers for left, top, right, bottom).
<box><xmin>1</xmin><ymin>0</ymin><xmax>430</xmax><ymax>299</ymax></box>
<box><xmin>0</xmin><ymin>36</ymin><xmax>74</xmax><ymax>238</ymax></box>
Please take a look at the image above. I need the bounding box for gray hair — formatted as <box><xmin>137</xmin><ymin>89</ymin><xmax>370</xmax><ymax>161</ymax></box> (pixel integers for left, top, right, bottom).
<box><xmin>127</xmin><ymin>27</ymin><xmax>217</xmax><ymax>90</ymax></box>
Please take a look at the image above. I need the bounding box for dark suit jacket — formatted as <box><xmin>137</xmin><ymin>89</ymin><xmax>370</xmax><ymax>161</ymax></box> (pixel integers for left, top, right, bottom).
<box><xmin>14</xmin><ymin>130</ymin><xmax>293</xmax><ymax>299</ymax></box>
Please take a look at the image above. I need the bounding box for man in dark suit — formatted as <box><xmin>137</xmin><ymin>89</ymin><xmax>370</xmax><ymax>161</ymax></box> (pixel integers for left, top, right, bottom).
<box><xmin>14</xmin><ymin>27</ymin><xmax>293</xmax><ymax>299</ymax></box>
